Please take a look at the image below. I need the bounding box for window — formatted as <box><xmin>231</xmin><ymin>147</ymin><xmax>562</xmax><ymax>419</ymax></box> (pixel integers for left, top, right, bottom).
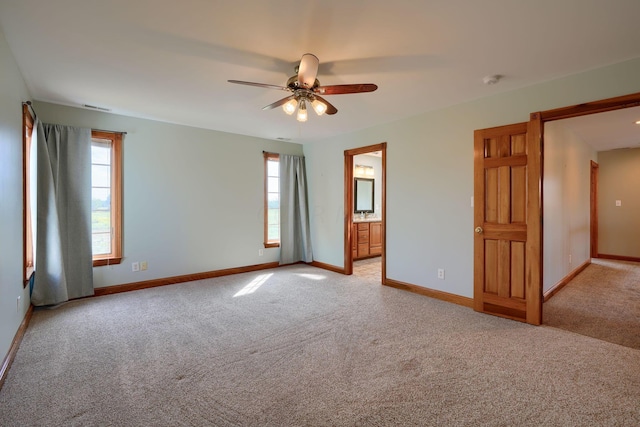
<box><xmin>22</xmin><ymin>119</ymin><xmax>122</xmax><ymax>272</ymax></box>
<box><xmin>91</xmin><ymin>131</ymin><xmax>122</xmax><ymax>266</ymax></box>
<box><xmin>264</xmin><ymin>152</ymin><xmax>280</xmax><ymax>247</ymax></box>
<box><xmin>22</xmin><ymin>105</ymin><xmax>34</xmax><ymax>285</ymax></box>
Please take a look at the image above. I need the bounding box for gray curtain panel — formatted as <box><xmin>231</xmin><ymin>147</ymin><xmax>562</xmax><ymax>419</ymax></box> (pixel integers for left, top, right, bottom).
<box><xmin>279</xmin><ymin>154</ymin><xmax>313</xmax><ymax>265</ymax></box>
<box><xmin>31</xmin><ymin>121</ymin><xmax>94</xmax><ymax>306</ymax></box>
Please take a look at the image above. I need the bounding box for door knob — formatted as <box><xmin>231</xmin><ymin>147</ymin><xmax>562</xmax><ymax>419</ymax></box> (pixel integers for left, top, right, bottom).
<box><xmin>475</xmin><ymin>226</ymin><xmax>483</xmax><ymax>234</ymax></box>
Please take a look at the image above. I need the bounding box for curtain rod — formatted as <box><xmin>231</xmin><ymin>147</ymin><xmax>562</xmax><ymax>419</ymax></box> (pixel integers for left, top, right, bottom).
<box><xmin>23</xmin><ymin>100</ymin><xmax>37</xmax><ymax>119</ymax></box>
<box><xmin>92</xmin><ymin>128</ymin><xmax>127</xmax><ymax>135</ymax></box>
<box><xmin>22</xmin><ymin>101</ymin><xmax>127</xmax><ymax>135</ymax></box>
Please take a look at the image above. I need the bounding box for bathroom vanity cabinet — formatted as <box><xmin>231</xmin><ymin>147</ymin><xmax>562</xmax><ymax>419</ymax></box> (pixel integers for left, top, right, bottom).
<box><xmin>352</xmin><ymin>220</ymin><xmax>382</xmax><ymax>260</ymax></box>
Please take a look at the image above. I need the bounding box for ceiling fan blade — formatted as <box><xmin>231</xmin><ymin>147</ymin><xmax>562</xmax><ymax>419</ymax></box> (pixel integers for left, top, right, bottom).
<box><xmin>314</xmin><ymin>95</ymin><xmax>338</xmax><ymax>115</ymax></box>
<box><xmin>297</xmin><ymin>53</ymin><xmax>319</xmax><ymax>89</ymax></box>
<box><xmin>228</xmin><ymin>80</ymin><xmax>290</xmax><ymax>91</ymax></box>
<box><xmin>315</xmin><ymin>84</ymin><xmax>378</xmax><ymax>95</ymax></box>
<box><xmin>262</xmin><ymin>95</ymin><xmax>296</xmax><ymax>111</ymax></box>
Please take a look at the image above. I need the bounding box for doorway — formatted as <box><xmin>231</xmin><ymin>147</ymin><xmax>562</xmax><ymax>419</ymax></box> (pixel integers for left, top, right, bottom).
<box><xmin>473</xmin><ymin>91</ymin><xmax>640</xmax><ymax>325</ymax></box>
<box><xmin>545</xmin><ymin>105</ymin><xmax>640</xmax><ymax>264</ymax></box>
<box><xmin>541</xmin><ymin>104</ymin><xmax>640</xmax><ymax>347</ymax></box>
<box><xmin>344</xmin><ymin>143</ymin><xmax>387</xmax><ymax>281</ymax></box>
<box><xmin>541</xmin><ymin>100</ymin><xmax>640</xmax><ymax>265</ymax></box>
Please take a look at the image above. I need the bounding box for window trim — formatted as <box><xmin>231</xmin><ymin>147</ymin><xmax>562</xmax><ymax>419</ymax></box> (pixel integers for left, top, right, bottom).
<box><xmin>264</xmin><ymin>152</ymin><xmax>280</xmax><ymax>248</ymax></box>
<box><xmin>92</xmin><ymin>130</ymin><xmax>123</xmax><ymax>267</ymax></box>
<box><xmin>22</xmin><ymin>104</ymin><xmax>34</xmax><ymax>286</ymax></box>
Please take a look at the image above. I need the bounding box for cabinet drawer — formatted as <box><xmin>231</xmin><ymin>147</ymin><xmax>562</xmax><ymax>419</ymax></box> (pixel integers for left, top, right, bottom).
<box><xmin>357</xmin><ymin>230</ymin><xmax>369</xmax><ymax>243</ymax></box>
<box><xmin>357</xmin><ymin>223</ymin><xmax>369</xmax><ymax>231</ymax></box>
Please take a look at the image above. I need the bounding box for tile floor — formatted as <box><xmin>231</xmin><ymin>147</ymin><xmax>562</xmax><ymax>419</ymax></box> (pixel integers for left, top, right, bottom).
<box><xmin>353</xmin><ymin>257</ymin><xmax>381</xmax><ymax>282</ymax></box>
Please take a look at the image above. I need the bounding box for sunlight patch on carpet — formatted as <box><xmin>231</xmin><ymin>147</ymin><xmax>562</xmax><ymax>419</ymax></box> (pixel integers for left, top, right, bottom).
<box><xmin>233</xmin><ymin>273</ymin><xmax>273</xmax><ymax>297</ymax></box>
<box><xmin>296</xmin><ymin>273</ymin><xmax>326</xmax><ymax>280</ymax></box>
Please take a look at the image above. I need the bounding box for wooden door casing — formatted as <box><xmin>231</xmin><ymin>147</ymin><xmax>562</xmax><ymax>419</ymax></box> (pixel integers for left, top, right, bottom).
<box><xmin>590</xmin><ymin>161</ymin><xmax>599</xmax><ymax>258</ymax></box>
<box><xmin>474</xmin><ymin>120</ymin><xmax>542</xmax><ymax>325</ymax></box>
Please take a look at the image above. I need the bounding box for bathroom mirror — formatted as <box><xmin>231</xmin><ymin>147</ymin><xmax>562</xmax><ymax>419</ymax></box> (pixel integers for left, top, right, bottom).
<box><xmin>354</xmin><ymin>178</ymin><xmax>374</xmax><ymax>213</ymax></box>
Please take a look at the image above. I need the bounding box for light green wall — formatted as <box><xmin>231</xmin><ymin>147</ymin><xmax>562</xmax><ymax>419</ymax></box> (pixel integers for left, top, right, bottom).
<box><xmin>0</xmin><ymin>30</ymin><xmax>32</xmax><ymax>362</ymax></box>
<box><xmin>543</xmin><ymin>121</ymin><xmax>596</xmax><ymax>292</ymax></box>
<box><xmin>597</xmin><ymin>148</ymin><xmax>640</xmax><ymax>257</ymax></box>
<box><xmin>305</xmin><ymin>57</ymin><xmax>640</xmax><ymax>298</ymax></box>
<box><xmin>32</xmin><ymin>102</ymin><xmax>303</xmax><ymax>288</ymax></box>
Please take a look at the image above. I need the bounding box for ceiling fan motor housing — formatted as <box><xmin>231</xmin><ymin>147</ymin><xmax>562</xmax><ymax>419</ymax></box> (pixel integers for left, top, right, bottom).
<box><xmin>287</xmin><ymin>75</ymin><xmax>320</xmax><ymax>90</ymax></box>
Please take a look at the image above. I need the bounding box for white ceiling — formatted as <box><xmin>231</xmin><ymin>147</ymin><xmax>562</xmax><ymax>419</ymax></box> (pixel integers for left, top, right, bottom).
<box><xmin>2</xmin><ymin>0</ymin><xmax>640</xmax><ymax>144</ymax></box>
<box><xmin>557</xmin><ymin>106</ymin><xmax>640</xmax><ymax>152</ymax></box>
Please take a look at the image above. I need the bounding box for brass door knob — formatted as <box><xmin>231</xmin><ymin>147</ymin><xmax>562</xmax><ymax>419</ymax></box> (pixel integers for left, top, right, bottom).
<box><xmin>475</xmin><ymin>226</ymin><xmax>483</xmax><ymax>234</ymax></box>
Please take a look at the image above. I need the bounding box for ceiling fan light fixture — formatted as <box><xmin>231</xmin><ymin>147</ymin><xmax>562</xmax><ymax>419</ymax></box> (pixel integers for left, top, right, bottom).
<box><xmin>297</xmin><ymin>99</ymin><xmax>308</xmax><ymax>122</ymax></box>
<box><xmin>229</xmin><ymin>53</ymin><xmax>377</xmax><ymax>122</ymax></box>
<box><xmin>282</xmin><ymin>98</ymin><xmax>297</xmax><ymax>115</ymax></box>
<box><xmin>311</xmin><ymin>99</ymin><xmax>327</xmax><ymax>116</ymax></box>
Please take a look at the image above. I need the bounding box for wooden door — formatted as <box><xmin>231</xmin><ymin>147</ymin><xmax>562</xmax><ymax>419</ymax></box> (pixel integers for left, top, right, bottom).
<box><xmin>473</xmin><ymin>118</ymin><xmax>542</xmax><ymax>325</ymax></box>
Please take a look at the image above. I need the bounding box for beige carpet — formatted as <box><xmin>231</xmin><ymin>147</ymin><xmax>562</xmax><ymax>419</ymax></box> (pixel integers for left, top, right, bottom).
<box><xmin>544</xmin><ymin>258</ymin><xmax>640</xmax><ymax>350</ymax></box>
<box><xmin>1</xmin><ymin>264</ymin><xmax>639</xmax><ymax>426</ymax></box>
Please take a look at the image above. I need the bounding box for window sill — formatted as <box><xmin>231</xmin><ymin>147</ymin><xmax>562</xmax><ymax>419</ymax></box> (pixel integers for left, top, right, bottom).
<box><xmin>264</xmin><ymin>242</ymin><xmax>280</xmax><ymax>248</ymax></box>
<box><xmin>93</xmin><ymin>257</ymin><xmax>122</xmax><ymax>267</ymax></box>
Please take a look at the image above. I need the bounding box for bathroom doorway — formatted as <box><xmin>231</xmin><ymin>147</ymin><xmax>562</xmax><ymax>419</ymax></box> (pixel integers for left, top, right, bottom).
<box><xmin>344</xmin><ymin>143</ymin><xmax>387</xmax><ymax>283</ymax></box>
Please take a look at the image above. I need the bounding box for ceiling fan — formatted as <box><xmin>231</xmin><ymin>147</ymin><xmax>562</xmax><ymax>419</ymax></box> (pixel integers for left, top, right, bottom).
<box><xmin>228</xmin><ymin>53</ymin><xmax>378</xmax><ymax>122</ymax></box>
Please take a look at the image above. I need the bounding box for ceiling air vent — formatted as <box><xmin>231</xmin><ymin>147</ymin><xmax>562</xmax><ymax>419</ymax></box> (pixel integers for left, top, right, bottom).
<box><xmin>83</xmin><ymin>104</ymin><xmax>111</xmax><ymax>112</ymax></box>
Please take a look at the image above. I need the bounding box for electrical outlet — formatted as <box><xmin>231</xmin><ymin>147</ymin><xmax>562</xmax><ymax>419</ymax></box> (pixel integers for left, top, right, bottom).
<box><xmin>17</xmin><ymin>296</ymin><xmax>21</xmax><ymax>313</ymax></box>
<box><xmin>569</xmin><ymin>254</ymin><xmax>572</xmax><ymax>265</ymax></box>
<box><xmin>140</xmin><ymin>261</ymin><xmax>148</xmax><ymax>271</ymax></box>
<box><xmin>258</xmin><ymin>249</ymin><xmax>264</xmax><ymax>256</ymax></box>
<box><xmin>437</xmin><ymin>269</ymin><xmax>445</xmax><ymax>280</ymax></box>
<box><xmin>132</xmin><ymin>262</ymin><xmax>140</xmax><ymax>272</ymax></box>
